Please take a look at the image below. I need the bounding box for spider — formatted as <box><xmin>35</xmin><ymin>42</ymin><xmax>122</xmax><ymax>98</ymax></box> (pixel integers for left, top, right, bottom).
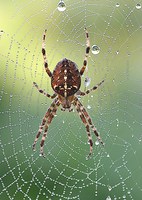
<box><xmin>32</xmin><ymin>28</ymin><xmax>104</xmax><ymax>159</ymax></box>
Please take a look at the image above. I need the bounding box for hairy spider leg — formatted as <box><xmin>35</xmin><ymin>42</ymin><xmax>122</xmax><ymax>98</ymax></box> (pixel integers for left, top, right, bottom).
<box><xmin>80</xmin><ymin>28</ymin><xmax>90</xmax><ymax>76</ymax></box>
<box><xmin>73</xmin><ymin>98</ymin><xmax>93</xmax><ymax>158</ymax></box>
<box><xmin>77</xmin><ymin>80</ymin><xmax>104</xmax><ymax>96</ymax></box>
<box><xmin>75</xmin><ymin>97</ymin><xmax>104</xmax><ymax>147</ymax></box>
<box><xmin>40</xmin><ymin>98</ymin><xmax>60</xmax><ymax>157</ymax></box>
<box><xmin>32</xmin><ymin>98</ymin><xmax>60</xmax><ymax>152</ymax></box>
<box><xmin>42</xmin><ymin>29</ymin><xmax>52</xmax><ymax>78</ymax></box>
<box><xmin>33</xmin><ymin>82</ymin><xmax>57</xmax><ymax>99</ymax></box>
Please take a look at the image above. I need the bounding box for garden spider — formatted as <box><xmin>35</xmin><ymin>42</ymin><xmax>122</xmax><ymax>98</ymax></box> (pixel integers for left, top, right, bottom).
<box><xmin>32</xmin><ymin>28</ymin><xmax>104</xmax><ymax>159</ymax></box>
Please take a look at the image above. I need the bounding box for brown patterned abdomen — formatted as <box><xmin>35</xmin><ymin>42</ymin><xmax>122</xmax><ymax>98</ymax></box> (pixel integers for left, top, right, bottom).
<box><xmin>51</xmin><ymin>58</ymin><xmax>81</xmax><ymax>97</ymax></box>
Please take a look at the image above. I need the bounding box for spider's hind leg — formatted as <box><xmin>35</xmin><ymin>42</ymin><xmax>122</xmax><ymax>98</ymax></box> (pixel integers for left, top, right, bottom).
<box><xmin>73</xmin><ymin>97</ymin><xmax>104</xmax><ymax>158</ymax></box>
<box><xmin>73</xmin><ymin>97</ymin><xmax>93</xmax><ymax>159</ymax></box>
<box><xmin>40</xmin><ymin>98</ymin><xmax>60</xmax><ymax>157</ymax></box>
<box><xmin>75</xmin><ymin>97</ymin><xmax>104</xmax><ymax>147</ymax></box>
<box><xmin>32</xmin><ymin>98</ymin><xmax>60</xmax><ymax>157</ymax></box>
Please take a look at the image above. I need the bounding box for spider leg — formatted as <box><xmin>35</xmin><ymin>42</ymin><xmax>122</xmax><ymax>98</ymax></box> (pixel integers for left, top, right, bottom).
<box><xmin>74</xmin><ymin>97</ymin><xmax>104</xmax><ymax>147</ymax></box>
<box><xmin>73</xmin><ymin>98</ymin><xmax>93</xmax><ymax>159</ymax></box>
<box><xmin>76</xmin><ymin>80</ymin><xmax>104</xmax><ymax>96</ymax></box>
<box><xmin>32</xmin><ymin>98</ymin><xmax>60</xmax><ymax>154</ymax></box>
<box><xmin>40</xmin><ymin>98</ymin><xmax>60</xmax><ymax>157</ymax></box>
<box><xmin>42</xmin><ymin>29</ymin><xmax>52</xmax><ymax>78</ymax></box>
<box><xmin>33</xmin><ymin>82</ymin><xmax>57</xmax><ymax>99</ymax></box>
<box><xmin>80</xmin><ymin>28</ymin><xmax>90</xmax><ymax>76</ymax></box>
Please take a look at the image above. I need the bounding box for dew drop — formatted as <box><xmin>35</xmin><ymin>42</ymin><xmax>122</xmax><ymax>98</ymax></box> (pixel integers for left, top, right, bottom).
<box><xmin>95</xmin><ymin>140</ymin><xmax>99</xmax><ymax>146</ymax></box>
<box><xmin>91</xmin><ymin>45</ymin><xmax>100</xmax><ymax>55</ymax></box>
<box><xmin>85</xmin><ymin>77</ymin><xmax>91</xmax><ymax>87</ymax></box>
<box><xmin>116</xmin><ymin>3</ymin><xmax>120</xmax><ymax>7</ymax></box>
<box><xmin>87</xmin><ymin>140</ymin><xmax>90</xmax><ymax>145</ymax></box>
<box><xmin>107</xmin><ymin>185</ymin><xmax>112</xmax><ymax>191</ymax></box>
<box><xmin>57</xmin><ymin>1</ymin><xmax>66</xmax><ymax>12</ymax></box>
<box><xmin>87</xmin><ymin>104</ymin><xmax>91</xmax><ymax>109</ymax></box>
<box><xmin>127</xmin><ymin>190</ymin><xmax>130</xmax><ymax>194</ymax></box>
<box><xmin>116</xmin><ymin>50</ymin><xmax>119</xmax><ymax>54</ymax></box>
<box><xmin>0</xmin><ymin>30</ymin><xmax>4</xmax><ymax>34</ymax></box>
<box><xmin>106</xmin><ymin>196</ymin><xmax>111</xmax><ymax>200</ymax></box>
<box><xmin>136</xmin><ymin>3</ymin><xmax>141</xmax><ymax>9</ymax></box>
<box><xmin>86</xmin><ymin>156</ymin><xmax>89</xmax><ymax>160</ymax></box>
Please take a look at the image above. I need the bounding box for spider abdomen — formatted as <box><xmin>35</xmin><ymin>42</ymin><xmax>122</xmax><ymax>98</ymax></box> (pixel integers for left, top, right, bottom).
<box><xmin>51</xmin><ymin>58</ymin><xmax>81</xmax><ymax>97</ymax></box>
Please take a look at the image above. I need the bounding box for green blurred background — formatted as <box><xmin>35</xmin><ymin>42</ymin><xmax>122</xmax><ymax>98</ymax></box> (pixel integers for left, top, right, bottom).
<box><xmin>0</xmin><ymin>0</ymin><xmax>142</xmax><ymax>199</ymax></box>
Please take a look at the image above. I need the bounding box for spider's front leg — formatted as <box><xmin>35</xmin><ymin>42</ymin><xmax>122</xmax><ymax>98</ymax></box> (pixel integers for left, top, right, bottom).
<box><xmin>42</xmin><ymin>29</ymin><xmax>52</xmax><ymax>78</ymax></box>
<box><xmin>80</xmin><ymin>28</ymin><xmax>90</xmax><ymax>76</ymax></box>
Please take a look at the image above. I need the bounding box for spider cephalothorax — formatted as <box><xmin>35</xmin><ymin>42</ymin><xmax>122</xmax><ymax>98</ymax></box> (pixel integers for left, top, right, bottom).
<box><xmin>33</xmin><ymin>28</ymin><xmax>104</xmax><ymax>159</ymax></box>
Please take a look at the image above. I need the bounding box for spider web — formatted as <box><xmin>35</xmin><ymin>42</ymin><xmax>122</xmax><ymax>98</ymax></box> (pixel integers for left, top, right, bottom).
<box><xmin>0</xmin><ymin>0</ymin><xmax>142</xmax><ymax>199</ymax></box>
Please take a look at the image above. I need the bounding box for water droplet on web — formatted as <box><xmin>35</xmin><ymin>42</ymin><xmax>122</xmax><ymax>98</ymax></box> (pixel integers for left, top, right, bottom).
<box><xmin>127</xmin><ymin>190</ymin><xmax>131</xmax><ymax>194</ymax></box>
<box><xmin>77</xmin><ymin>95</ymin><xmax>81</xmax><ymax>100</ymax></box>
<box><xmin>87</xmin><ymin>104</ymin><xmax>91</xmax><ymax>109</ymax></box>
<box><xmin>86</xmin><ymin>156</ymin><xmax>89</xmax><ymax>160</ymax></box>
<box><xmin>87</xmin><ymin>140</ymin><xmax>90</xmax><ymax>145</ymax></box>
<box><xmin>136</xmin><ymin>3</ymin><xmax>141</xmax><ymax>9</ymax></box>
<box><xmin>116</xmin><ymin>50</ymin><xmax>119</xmax><ymax>54</ymax></box>
<box><xmin>91</xmin><ymin>45</ymin><xmax>100</xmax><ymax>55</ymax></box>
<box><xmin>116</xmin><ymin>3</ymin><xmax>120</xmax><ymax>8</ymax></box>
<box><xmin>107</xmin><ymin>185</ymin><xmax>112</xmax><ymax>191</ymax></box>
<box><xmin>84</xmin><ymin>77</ymin><xmax>91</xmax><ymax>87</ymax></box>
<box><xmin>123</xmin><ymin>195</ymin><xmax>126</xmax><ymax>198</ymax></box>
<box><xmin>107</xmin><ymin>154</ymin><xmax>110</xmax><ymax>157</ymax></box>
<box><xmin>57</xmin><ymin>1</ymin><xmax>66</xmax><ymax>12</ymax></box>
<box><xmin>0</xmin><ymin>30</ymin><xmax>4</xmax><ymax>34</ymax></box>
<box><xmin>106</xmin><ymin>196</ymin><xmax>111</xmax><ymax>200</ymax></box>
<box><xmin>95</xmin><ymin>140</ymin><xmax>99</xmax><ymax>145</ymax></box>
